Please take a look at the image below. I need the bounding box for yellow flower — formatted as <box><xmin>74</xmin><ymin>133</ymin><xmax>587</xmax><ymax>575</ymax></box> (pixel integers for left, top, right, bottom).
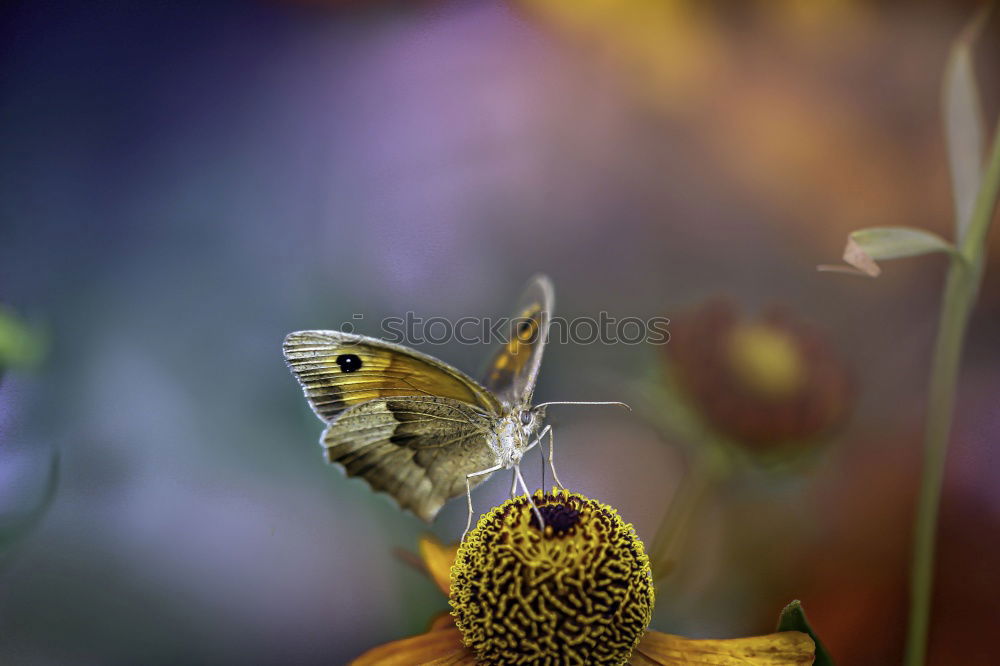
<box><xmin>353</xmin><ymin>490</ymin><xmax>815</xmax><ymax>665</ymax></box>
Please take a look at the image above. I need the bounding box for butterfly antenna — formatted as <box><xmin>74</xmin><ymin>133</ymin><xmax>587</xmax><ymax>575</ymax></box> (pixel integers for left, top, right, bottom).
<box><xmin>534</xmin><ymin>400</ymin><xmax>632</xmax><ymax>411</ymax></box>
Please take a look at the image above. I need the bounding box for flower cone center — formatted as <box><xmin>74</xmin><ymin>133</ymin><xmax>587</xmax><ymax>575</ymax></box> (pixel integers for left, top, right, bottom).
<box><xmin>450</xmin><ymin>490</ymin><xmax>654</xmax><ymax>665</ymax></box>
<box><xmin>726</xmin><ymin>323</ymin><xmax>805</xmax><ymax>399</ymax></box>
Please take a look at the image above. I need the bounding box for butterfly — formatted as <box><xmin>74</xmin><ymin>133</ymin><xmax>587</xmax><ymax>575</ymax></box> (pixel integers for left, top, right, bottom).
<box><xmin>283</xmin><ymin>275</ymin><xmax>626</xmax><ymax>536</ymax></box>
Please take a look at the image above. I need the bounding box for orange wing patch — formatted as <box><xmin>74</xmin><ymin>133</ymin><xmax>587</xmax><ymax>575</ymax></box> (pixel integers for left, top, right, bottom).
<box><xmin>482</xmin><ymin>303</ymin><xmax>544</xmax><ymax>403</ymax></box>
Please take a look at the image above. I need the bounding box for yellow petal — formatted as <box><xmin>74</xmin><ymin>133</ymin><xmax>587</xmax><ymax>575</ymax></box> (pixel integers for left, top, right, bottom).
<box><xmin>419</xmin><ymin>535</ymin><xmax>458</xmax><ymax>597</ymax></box>
<box><xmin>421</xmin><ymin>649</ymin><xmax>479</xmax><ymax>665</ymax></box>
<box><xmin>351</xmin><ymin>628</ymin><xmax>467</xmax><ymax>666</ymax></box>
<box><xmin>426</xmin><ymin>612</ymin><xmax>456</xmax><ymax>632</ymax></box>
<box><xmin>631</xmin><ymin>630</ymin><xmax>815</xmax><ymax>665</ymax></box>
<box><xmin>629</xmin><ymin>650</ymin><xmax>662</xmax><ymax>666</ymax></box>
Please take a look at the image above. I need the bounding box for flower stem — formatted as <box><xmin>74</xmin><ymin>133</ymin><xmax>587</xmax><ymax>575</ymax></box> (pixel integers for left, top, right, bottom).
<box><xmin>650</xmin><ymin>449</ymin><xmax>726</xmax><ymax>583</ymax></box>
<box><xmin>905</xmin><ymin>121</ymin><xmax>1000</xmax><ymax>666</ymax></box>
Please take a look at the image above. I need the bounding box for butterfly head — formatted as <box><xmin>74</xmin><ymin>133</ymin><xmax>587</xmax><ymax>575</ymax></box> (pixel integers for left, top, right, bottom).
<box><xmin>517</xmin><ymin>405</ymin><xmax>546</xmax><ymax>439</ymax></box>
<box><xmin>490</xmin><ymin>406</ymin><xmax>546</xmax><ymax>468</ymax></box>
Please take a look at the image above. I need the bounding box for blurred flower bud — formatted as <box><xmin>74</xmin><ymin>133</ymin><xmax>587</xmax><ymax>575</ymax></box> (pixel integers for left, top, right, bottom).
<box><xmin>663</xmin><ymin>300</ymin><xmax>852</xmax><ymax>453</ymax></box>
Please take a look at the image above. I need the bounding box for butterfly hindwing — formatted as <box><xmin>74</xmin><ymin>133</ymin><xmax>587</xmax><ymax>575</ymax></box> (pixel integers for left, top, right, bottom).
<box><xmin>284</xmin><ymin>331</ymin><xmax>501</xmax><ymax>422</ymax></box>
<box><xmin>481</xmin><ymin>274</ymin><xmax>554</xmax><ymax>405</ymax></box>
<box><xmin>323</xmin><ymin>396</ymin><xmax>498</xmax><ymax>522</ymax></box>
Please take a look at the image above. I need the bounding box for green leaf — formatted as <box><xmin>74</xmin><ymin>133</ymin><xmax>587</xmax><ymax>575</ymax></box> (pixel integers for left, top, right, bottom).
<box><xmin>848</xmin><ymin>227</ymin><xmax>957</xmax><ymax>261</ymax></box>
<box><xmin>0</xmin><ymin>305</ymin><xmax>46</xmax><ymax>369</ymax></box>
<box><xmin>944</xmin><ymin>5</ymin><xmax>991</xmax><ymax>241</ymax></box>
<box><xmin>819</xmin><ymin>226</ymin><xmax>959</xmax><ymax>277</ymax></box>
<box><xmin>776</xmin><ymin>600</ymin><xmax>834</xmax><ymax>666</ymax></box>
<box><xmin>0</xmin><ymin>451</ymin><xmax>60</xmax><ymax>560</ymax></box>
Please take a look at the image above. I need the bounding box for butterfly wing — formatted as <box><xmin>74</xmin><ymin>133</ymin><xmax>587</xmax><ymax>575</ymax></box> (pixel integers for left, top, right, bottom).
<box><xmin>481</xmin><ymin>274</ymin><xmax>554</xmax><ymax>406</ymax></box>
<box><xmin>323</xmin><ymin>396</ymin><xmax>497</xmax><ymax>521</ymax></box>
<box><xmin>284</xmin><ymin>331</ymin><xmax>501</xmax><ymax>422</ymax></box>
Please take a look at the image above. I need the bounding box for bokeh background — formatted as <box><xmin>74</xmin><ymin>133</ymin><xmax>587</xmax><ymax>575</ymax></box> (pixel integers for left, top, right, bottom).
<box><xmin>2</xmin><ymin>1</ymin><xmax>999</xmax><ymax>664</ymax></box>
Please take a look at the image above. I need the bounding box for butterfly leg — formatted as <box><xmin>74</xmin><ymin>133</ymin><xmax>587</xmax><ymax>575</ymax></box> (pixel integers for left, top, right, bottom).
<box><xmin>539</xmin><ymin>425</ymin><xmax>565</xmax><ymax>490</ymax></box>
<box><xmin>510</xmin><ymin>468</ymin><xmax>518</xmax><ymax>499</ymax></box>
<box><xmin>514</xmin><ymin>463</ymin><xmax>545</xmax><ymax>533</ymax></box>
<box><xmin>536</xmin><ymin>425</ymin><xmax>551</xmax><ymax>492</ymax></box>
<box><xmin>540</xmin><ymin>444</ymin><xmax>546</xmax><ymax>494</ymax></box>
<box><xmin>462</xmin><ymin>463</ymin><xmax>503</xmax><ymax>542</ymax></box>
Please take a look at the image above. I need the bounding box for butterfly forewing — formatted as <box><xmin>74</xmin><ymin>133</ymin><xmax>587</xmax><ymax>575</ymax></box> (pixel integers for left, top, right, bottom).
<box><xmin>323</xmin><ymin>396</ymin><xmax>497</xmax><ymax>522</ymax></box>
<box><xmin>284</xmin><ymin>331</ymin><xmax>501</xmax><ymax>422</ymax></box>
<box><xmin>481</xmin><ymin>274</ymin><xmax>554</xmax><ymax>406</ymax></box>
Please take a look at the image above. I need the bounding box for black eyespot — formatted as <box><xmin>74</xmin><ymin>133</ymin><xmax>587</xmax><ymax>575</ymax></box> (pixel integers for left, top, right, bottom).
<box><xmin>336</xmin><ymin>353</ymin><xmax>363</xmax><ymax>373</ymax></box>
<box><xmin>520</xmin><ymin>411</ymin><xmax>533</xmax><ymax>426</ymax></box>
<box><xmin>517</xmin><ymin>320</ymin><xmax>532</xmax><ymax>335</ymax></box>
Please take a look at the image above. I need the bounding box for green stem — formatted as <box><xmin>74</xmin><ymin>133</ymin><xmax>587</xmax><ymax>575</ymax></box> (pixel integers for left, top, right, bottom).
<box><xmin>650</xmin><ymin>450</ymin><xmax>725</xmax><ymax>583</ymax></box>
<box><xmin>905</xmin><ymin>121</ymin><xmax>1000</xmax><ymax>666</ymax></box>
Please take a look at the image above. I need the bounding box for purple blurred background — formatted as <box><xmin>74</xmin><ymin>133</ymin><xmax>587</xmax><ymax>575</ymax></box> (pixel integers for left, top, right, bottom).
<box><xmin>1</xmin><ymin>1</ymin><xmax>998</xmax><ymax>663</ymax></box>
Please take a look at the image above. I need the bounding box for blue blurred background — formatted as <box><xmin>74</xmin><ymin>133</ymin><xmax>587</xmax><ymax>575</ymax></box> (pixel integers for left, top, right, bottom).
<box><xmin>2</xmin><ymin>1</ymin><xmax>998</xmax><ymax>664</ymax></box>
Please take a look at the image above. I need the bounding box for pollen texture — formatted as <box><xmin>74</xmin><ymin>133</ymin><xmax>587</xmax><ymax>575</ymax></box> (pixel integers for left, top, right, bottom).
<box><xmin>450</xmin><ymin>489</ymin><xmax>654</xmax><ymax>665</ymax></box>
